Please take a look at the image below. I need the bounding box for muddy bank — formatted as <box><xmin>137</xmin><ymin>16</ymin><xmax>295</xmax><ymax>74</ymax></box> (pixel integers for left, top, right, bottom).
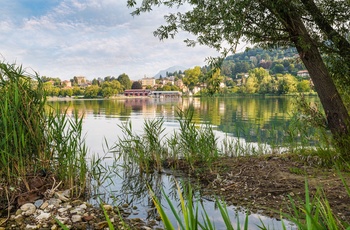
<box><xmin>173</xmin><ymin>154</ymin><xmax>350</xmax><ymax>222</ymax></box>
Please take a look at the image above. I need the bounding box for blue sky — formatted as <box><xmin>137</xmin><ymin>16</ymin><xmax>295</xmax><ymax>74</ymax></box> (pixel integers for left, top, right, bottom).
<box><xmin>0</xmin><ymin>0</ymin><xmax>229</xmax><ymax>80</ymax></box>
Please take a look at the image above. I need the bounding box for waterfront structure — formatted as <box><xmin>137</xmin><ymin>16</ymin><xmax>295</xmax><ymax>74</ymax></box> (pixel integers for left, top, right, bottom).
<box><xmin>124</xmin><ymin>89</ymin><xmax>151</xmax><ymax>96</ymax></box>
<box><xmin>149</xmin><ymin>91</ymin><xmax>182</xmax><ymax>98</ymax></box>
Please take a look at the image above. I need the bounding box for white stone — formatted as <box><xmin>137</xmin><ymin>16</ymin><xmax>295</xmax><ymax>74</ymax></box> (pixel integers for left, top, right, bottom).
<box><xmin>58</xmin><ymin>207</ymin><xmax>68</xmax><ymax>213</ymax></box>
<box><xmin>36</xmin><ymin>212</ymin><xmax>51</xmax><ymax>221</ymax></box>
<box><xmin>20</xmin><ymin>203</ymin><xmax>36</xmax><ymax>216</ymax></box>
<box><xmin>71</xmin><ymin>214</ymin><xmax>82</xmax><ymax>223</ymax></box>
<box><xmin>55</xmin><ymin>215</ymin><xmax>69</xmax><ymax>224</ymax></box>
<box><xmin>48</xmin><ymin>198</ymin><xmax>62</xmax><ymax>206</ymax></box>
<box><xmin>79</xmin><ymin>203</ymin><xmax>87</xmax><ymax>210</ymax></box>
<box><xmin>25</xmin><ymin>224</ymin><xmax>38</xmax><ymax>229</ymax></box>
<box><xmin>103</xmin><ymin>204</ymin><xmax>113</xmax><ymax>211</ymax></box>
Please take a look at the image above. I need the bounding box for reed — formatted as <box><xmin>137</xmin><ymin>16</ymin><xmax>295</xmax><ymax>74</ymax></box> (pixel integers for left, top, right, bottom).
<box><xmin>282</xmin><ymin>178</ymin><xmax>350</xmax><ymax>230</ymax></box>
<box><xmin>150</xmin><ymin>181</ymin><xmax>253</xmax><ymax>230</ymax></box>
<box><xmin>0</xmin><ymin>61</ymin><xmax>87</xmax><ymax>201</ymax></box>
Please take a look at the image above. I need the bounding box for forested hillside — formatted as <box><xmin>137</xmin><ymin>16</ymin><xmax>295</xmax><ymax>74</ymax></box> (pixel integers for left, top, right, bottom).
<box><xmin>217</xmin><ymin>47</ymin><xmax>306</xmax><ymax>79</ymax></box>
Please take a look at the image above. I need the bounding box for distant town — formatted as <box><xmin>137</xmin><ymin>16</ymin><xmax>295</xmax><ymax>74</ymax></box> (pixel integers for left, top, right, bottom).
<box><xmin>42</xmin><ymin>46</ymin><xmax>314</xmax><ymax>98</ymax></box>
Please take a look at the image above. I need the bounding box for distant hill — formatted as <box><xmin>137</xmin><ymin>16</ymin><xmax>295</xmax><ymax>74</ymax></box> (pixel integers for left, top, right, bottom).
<box><xmin>154</xmin><ymin>66</ymin><xmax>187</xmax><ymax>78</ymax></box>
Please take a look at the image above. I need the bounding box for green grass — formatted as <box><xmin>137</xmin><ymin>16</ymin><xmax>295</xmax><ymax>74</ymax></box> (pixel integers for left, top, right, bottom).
<box><xmin>0</xmin><ymin>61</ymin><xmax>88</xmax><ymax>202</ymax></box>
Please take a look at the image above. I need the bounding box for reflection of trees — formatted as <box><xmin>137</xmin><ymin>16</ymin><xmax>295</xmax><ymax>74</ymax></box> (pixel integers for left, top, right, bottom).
<box><xmin>47</xmin><ymin>96</ymin><xmax>319</xmax><ymax>145</ymax></box>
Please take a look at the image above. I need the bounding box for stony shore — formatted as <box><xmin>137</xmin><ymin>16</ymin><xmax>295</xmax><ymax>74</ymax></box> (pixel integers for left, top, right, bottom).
<box><xmin>0</xmin><ymin>190</ymin><xmax>163</xmax><ymax>230</ymax></box>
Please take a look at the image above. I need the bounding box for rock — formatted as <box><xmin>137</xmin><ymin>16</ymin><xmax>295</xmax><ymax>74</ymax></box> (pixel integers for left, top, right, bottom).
<box><xmin>21</xmin><ymin>203</ymin><xmax>36</xmax><ymax>216</ymax></box>
<box><xmin>25</xmin><ymin>224</ymin><xmax>39</xmax><ymax>229</ymax></box>
<box><xmin>14</xmin><ymin>215</ymin><xmax>24</xmax><ymax>224</ymax></box>
<box><xmin>57</xmin><ymin>207</ymin><xmax>68</xmax><ymax>213</ymax></box>
<box><xmin>141</xmin><ymin>226</ymin><xmax>152</xmax><ymax>230</ymax></box>
<box><xmin>103</xmin><ymin>204</ymin><xmax>113</xmax><ymax>211</ymax></box>
<box><xmin>40</xmin><ymin>201</ymin><xmax>49</xmax><ymax>210</ymax></box>
<box><xmin>95</xmin><ymin>221</ymin><xmax>108</xmax><ymax>229</ymax></box>
<box><xmin>82</xmin><ymin>215</ymin><xmax>94</xmax><ymax>221</ymax></box>
<box><xmin>71</xmin><ymin>214</ymin><xmax>82</xmax><ymax>223</ymax></box>
<box><xmin>34</xmin><ymin>199</ymin><xmax>44</xmax><ymax>208</ymax></box>
<box><xmin>47</xmin><ymin>198</ymin><xmax>61</xmax><ymax>207</ymax></box>
<box><xmin>70</xmin><ymin>207</ymin><xmax>84</xmax><ymax>215</ymax></box>
<box><xmin>78</xmin><ymin>203</ymin><xmax>87</xmax><ymax>210</ymax></box>
<box><xmin>122</xmin><ymin>203</ymin><xmax>129</xmax><ymax>208</ymax></box>
<box><xmin>36</xmin><ymin>212</ymin><xmax>51</xmax><ymax>222</ymax></box>
<box><xmin>54</xmin><ymin>215</ymin><xmax>69</xmax><ymax>225</ymax></box>
<box><xmin>50</xmin><ymin>224</ymin><xmax>58</xmax><ymax>230</ymax></box>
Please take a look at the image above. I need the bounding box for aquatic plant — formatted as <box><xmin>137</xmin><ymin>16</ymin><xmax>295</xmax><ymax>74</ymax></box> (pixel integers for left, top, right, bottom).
<box><xmin>0</xmin><ymin>61</ymin><xmax>87</xmax><ymax>205</ymax></box>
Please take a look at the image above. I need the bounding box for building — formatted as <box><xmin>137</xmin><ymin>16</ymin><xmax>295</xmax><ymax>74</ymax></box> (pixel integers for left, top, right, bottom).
<box><xmin>62</xmin><ymin>80</ymin><xmax>72</xmax><ymax>88</ymax></box>
<box><xmin>141</xmin><ymin>77</ymin><xmax>156</xmax><ymax>88</ymax></box>
<box><xmin>297</xmin><ymin>70</ymin><xmax>310</xmax><ymax>78</ymax></box>
<box><xmin>124</xmin><ymin>89</ymin><xmax>151</xmax><ymax>97</ymax></box>
<box><xmin>73</xmin><ymin>76</ymin><xmax>87</xmax><ymax>85</ymax></box>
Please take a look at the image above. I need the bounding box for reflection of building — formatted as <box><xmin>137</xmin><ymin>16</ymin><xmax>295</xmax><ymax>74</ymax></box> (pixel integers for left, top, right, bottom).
<box><xmin>124</xmin><ymin>89</ymin><xmax>151</xmax><ymax>96</ymax></box>
<box><xmin>149</xmin><ymin>91</ymin><xmax>182</xmax><ymax>98</ymax></box>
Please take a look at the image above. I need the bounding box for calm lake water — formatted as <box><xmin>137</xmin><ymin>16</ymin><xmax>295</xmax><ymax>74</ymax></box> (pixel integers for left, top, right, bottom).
<box><xmin>48</xmin><ymin>96</ymin><xmax>317</xmax><ymax>229</ymax></box>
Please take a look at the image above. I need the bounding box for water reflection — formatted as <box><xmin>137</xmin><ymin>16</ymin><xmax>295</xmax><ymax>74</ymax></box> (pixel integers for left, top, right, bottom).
<box><xmin>47</xmin><ymin>96</ymin><xmax>308</xmax><ymax>229</ymax></box>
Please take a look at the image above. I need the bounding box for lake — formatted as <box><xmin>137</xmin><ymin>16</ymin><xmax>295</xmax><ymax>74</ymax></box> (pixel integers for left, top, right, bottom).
<box><xmin>48</xmin><ymin>96</ymin><xmax>317</xmax><ymax>229</ymax></box>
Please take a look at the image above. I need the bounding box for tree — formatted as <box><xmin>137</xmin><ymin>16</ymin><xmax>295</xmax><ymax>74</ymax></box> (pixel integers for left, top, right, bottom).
<box><xmin>206</xmin><ymin>68</ymin><xmax>224</xmax><ymax>95</ymax></box>
<box><xmin>297</xmin><ymin>80</ymin><xmax>312</xmax><ymax>93</ymax></box>
<box><xmin>127</xmin><ymin>0</ymin><xmax>350</xmax><ymax>151</ymax></box>
<box><xmin>131</xmin><ymin>81</ymin><xmax>142</xmax><ymax>89</ymax></box>
<box><xmin>84</xmin><ymin>85</ymin><xmax>101</xmax><ymax>98</ymax></box>
<box><xmin>117</xmin><ymin>73</ymin><xmax>132</xmax><ymax>90</ymax></box>
<box><xmin>183</xmin><ymin>66</ymin><xmax>202</xmax><ymax>92</ymax></box>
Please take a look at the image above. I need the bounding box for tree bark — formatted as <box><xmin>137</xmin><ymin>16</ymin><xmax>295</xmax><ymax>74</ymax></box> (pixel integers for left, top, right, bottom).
<box><xmin>289</xmin><ymin>17</ymin><xmax>349</xmax><ymax>142</ymax></box>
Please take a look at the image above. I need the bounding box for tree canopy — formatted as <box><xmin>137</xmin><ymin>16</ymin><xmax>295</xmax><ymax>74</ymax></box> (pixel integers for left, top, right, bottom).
<box><xmin>127</xmin><ymin>0</ymin><xmax>350</xmax><ymax>153</ymax></box>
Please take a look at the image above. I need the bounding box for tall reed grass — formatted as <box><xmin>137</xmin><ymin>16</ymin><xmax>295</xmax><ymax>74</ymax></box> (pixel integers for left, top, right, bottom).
<box><xmin>0</xmin><ymin>62</ymin><xmax>87</xmax><ymax>200</ymax></box>
<box><xmin>115</xmin><ymin>108</ymin><xmax>220</xmax><ymax>173</ymax></box>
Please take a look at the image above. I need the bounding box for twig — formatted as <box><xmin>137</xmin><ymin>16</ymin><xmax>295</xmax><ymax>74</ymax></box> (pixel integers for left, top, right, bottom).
<box><xmin>0</xmin><ymin>186</ymin><xmax>10</xmax><ymax>226</ymax></box>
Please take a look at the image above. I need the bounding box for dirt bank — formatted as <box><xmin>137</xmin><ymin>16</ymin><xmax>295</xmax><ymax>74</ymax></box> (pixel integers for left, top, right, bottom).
<box><xmin>174</xmin><ymin>153</ymin><xmax>350</xmax><ymax>222</ymax></box>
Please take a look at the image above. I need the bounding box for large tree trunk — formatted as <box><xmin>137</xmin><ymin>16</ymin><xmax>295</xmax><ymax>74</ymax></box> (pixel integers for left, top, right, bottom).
<box><xmin>279</xmin><ymin>11</ymin><xmax>350</xmax><ymax>148</ymax></box>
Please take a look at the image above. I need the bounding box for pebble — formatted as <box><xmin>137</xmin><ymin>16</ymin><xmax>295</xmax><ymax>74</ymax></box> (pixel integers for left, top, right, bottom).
<box><xmin>20</xmin><ymin>203</ymin><xmax>36</xmax><ymax>216</ymax></box>
<box><xmin>47</xmin><ymin>198</ymin><xmax>61</xmax><ymax>206</ymax></box>
<box><xmin>25</xmin><ymin>224</ymin><xmax>38</xmax><ymax>229</ymax></box>
<box><xmin>40</xmin><ymin>201</ymin><xmax>49</xmax><ymax>210</ymax></box>
<box><xmin>34</xmin><ymin>199</ymin><xmax>44</xmax><ymax>208</ymax></box>
<box><xmin>103</xmin><ymin>204</ymin><xmax>113</xmax><ymax>211</ymax></box>
<box><xmin>36</xmin><ymin>212</ymin><xmax>51</xmax><ymax>222</ymax></box>
<box><xmin>71</xmin><ymin>214</ymin><xmax>82</xmax><ymax>223</ymax></box>
<box><xmin>3</xmin><ymin>192</ymin><xmax>160</xmax><ymax>230</ymax></box>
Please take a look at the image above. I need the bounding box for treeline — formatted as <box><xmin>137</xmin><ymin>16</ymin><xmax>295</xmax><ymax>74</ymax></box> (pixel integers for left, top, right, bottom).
<box><xmin>217</xmin><ymin>47</ymin><xmax>305</xmax><ymax>78</ymax></box>
<box><xmin>42</xmin><ymin>74</ymin><xmax>133</xmax><ymax>98</ymax></box>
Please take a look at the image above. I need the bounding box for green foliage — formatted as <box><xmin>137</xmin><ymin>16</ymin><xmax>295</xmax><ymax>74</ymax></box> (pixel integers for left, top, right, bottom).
<box><xmin>117</xmin><ymin>73</ymin><xmax>132</xmax><ymax>90</ymax></box>
<box><xmin>131</xmin><ymin>81</ymin><xmax>142</xmax><ymax>89</ymax></box>
<box><xmin>0</xmin><ymin>61</ymin><xmax>87</xmax><ymax>197</ymax></box>
<box><xmin>183</xmin><ymin>66</ymin><xmax>202</xmax><ymax>92</ymax></box>
<box><xmin>84</xmin><ymin>85</ymin><xmax>101</xmax><ymax>98</ymax></box>
<box><xmin>150</xmin><ymin>181</ymin><xmax>253</xmax><ymax>230</ymax></box>
<box><xmin>283</xmin><ymin>179</ymin><xmax>350</xmax><ymax>230</ymax></box>
<box><xmin>127</xmin><ymin>0</ymin><xmax>350</xmax><ymax>151</ymax></box>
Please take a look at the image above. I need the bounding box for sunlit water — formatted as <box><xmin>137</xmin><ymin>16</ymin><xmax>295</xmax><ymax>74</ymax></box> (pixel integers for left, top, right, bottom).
<box><xmin>47</xmin><ymin>96</ymin><xmax>319</xmax><ymax>229</ymax></box>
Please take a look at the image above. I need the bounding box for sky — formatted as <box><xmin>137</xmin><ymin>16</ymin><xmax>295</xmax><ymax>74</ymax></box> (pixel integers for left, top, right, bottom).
<box><xmin>0</xmin><ymin>0</ymin><xmax>235</xmax><ymax>80</ymax></box>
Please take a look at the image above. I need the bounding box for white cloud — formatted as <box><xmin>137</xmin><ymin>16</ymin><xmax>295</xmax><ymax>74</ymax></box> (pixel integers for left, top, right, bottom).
<box><xmin>0</xmin><ymin>0</ymin><xmax>220</xmax><ymax>80</ymax></box>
